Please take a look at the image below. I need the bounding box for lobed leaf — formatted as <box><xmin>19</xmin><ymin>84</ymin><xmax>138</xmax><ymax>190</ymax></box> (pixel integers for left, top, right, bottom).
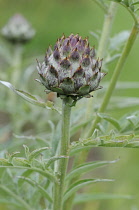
<box><xmin>12</xmin><ymin>157</ymin><xmax>30</xmax><ymax>167</ymax></box>
<box><xmin>0</xmin><ymin>158</ymin><xmax>13</xmax><ymax>166</ymax></box>
<box><xmin>70</xmin><ymin>134</ymin><xmax>139</xmax><ymax>155</ymax></box>
<box><xmin>28</xmin><ymin>147</ymin><xmax>50</xmax><ymax>162</ymax></box>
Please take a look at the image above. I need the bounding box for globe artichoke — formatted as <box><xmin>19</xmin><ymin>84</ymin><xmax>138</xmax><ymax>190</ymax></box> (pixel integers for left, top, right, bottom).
<box><xmin>37</xmin><ymin>34</ymin><xmax>106</xmax><ymax>102</ymax></box>
<box><xmin>1</xmin><ymin>14</ymin><xmax>35</xmax><ymax>44</ymax></box>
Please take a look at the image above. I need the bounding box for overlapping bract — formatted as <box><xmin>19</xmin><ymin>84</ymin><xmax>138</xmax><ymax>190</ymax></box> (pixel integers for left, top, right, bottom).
<box><xmin>37</xmin><ymin>34</ymin><xmax>106</xmax><ymax>99</ymax></box>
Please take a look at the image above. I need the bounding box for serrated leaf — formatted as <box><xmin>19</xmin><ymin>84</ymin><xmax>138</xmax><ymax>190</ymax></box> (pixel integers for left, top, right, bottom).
<box><xmin>64</xmin><ymin>179</ymin><xmax>113</xmax><ymax>202</ymax></box>
<box><xmin>8</xmin><ymin>152</ymin><xmax>20</xmax><ymax>163</ymax></box>
<box><xmin>12</xmin><ymin>157</ymin><xmax>30</xmax><ymax>167</ymax></box>
<box><xmin>0</xmin><ymin>158</ymin><xmax>13</xmax><ymax>166</ymax></box>
<box><xmin>69</xmin><ymin>134</ymin><xmax>139</xmax><ymax>154</ymax></box>
<box><xmin>97</xmin><ymin>113</ymin><xmax>121</xmax><ymax>130</ymax></box>
<box><xmin>29</xmin><ymin>147</ymin><xmax>50</xmax><ymax>162</ymax></box>
<box><xmin>74</xmin><ymin>193</ymin><xmax>133</xmax><ymax>204</ymax></box>
<box><xmin>17</xmin><ymin>176</ymin><xmax>53</xmax><ymax>203</ymax></box>
<box><xmin>66</xmin><ymin>160</ymin><xmax>118</xmax><ymax>182</ymax></box>
<box><xmin>0</xmin><ymin>80</ymin><xmax>61</xmax><ymax>114</ymax></box>
<box><xmin>31</xmin><ymin>159</ymin><xmax>45</xmax><ymax>170</ymax></box>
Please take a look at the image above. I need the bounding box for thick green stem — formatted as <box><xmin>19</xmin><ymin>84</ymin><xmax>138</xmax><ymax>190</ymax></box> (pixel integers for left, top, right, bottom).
<box><xmin>11</xmin><ymin>44</ymin><xmax>23</xmax><ymax>87</ymax></box>
<box><xmin>63</xmin><ymin>3</ymin><xmax>117</xmax><ymax>210</ymax></box>
<box><xmin>85</xmin><ymin>1</ymin><xmax>117</xmax><ymax>130</ymax></box>
<box><xmin>9</xmin><ymin>44</ymin><xmax>23</xmax><ymax>110</ymax></box>
<box><xmin>97</xmin><ymin>2</ymin><xmax>117</xmax><ymax>58</ymax></box>
<box><xmin>87</xmin><ymin>23</ymin><xmax>139</xmax><ymax>137</ymax></box>
<box><xmin>53</xmin><ymin>98</ymin><xmax>71</xmax><ymax>210</ymax></box>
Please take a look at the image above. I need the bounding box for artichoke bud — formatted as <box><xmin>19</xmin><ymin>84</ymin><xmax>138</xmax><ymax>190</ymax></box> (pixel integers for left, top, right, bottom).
<box><xmin>36</xmin><ymin>34</ymin><xmax>106</xmax><ymax>101</ymax></box>
<box><xmin>1</xmin><ymin>14</ymin><xmax>35</xmax><ymax>44</ymax></box>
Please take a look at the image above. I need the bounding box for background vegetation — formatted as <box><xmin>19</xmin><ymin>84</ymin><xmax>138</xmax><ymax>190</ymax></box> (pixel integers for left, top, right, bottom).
<box><xmin>0</xmin><ymin>0</ymin><xmax>139</xmax><ymax>210</ymax></box>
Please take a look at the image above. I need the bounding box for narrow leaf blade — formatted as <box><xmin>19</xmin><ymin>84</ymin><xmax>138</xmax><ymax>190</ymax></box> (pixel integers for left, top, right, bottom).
<box><xmin>0</xmin><ymin>80</ymin><xmax>61</xmax><ymax>113</ymax></box>
<box><xmin>97</xmin><ymin>113</ymin><xmax>121</xmax><ymax>130</ymax></box>
<box><xmin>64</xmin><ymin>179</ymin><xmax>113</xmax><ymax>202</ymax></box>
<box><xmin>17</xmin><ymin>176</ymin><xmax>53</xmax><ymax>203</ymax></box>
<box><xmin>66</xmin><ymin>160</ymin><xmax>118</xmax><ymax>182</ymax></box>
<box><xmin>74</xmin><ymin>193</ymin><xmax>133</xmax><ymax>204</ymax></box>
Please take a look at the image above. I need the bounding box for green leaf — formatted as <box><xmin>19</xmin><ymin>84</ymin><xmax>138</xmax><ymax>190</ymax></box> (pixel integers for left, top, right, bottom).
<box><xmin>97</xmin><ymin>113</ymin><xmax>121</xmax><ymax>130</ymax></box>
<box><xmin>23</xmin><ymin>145</ymin><xmax>30</xmax><ymax>160</ymax></box>
<box><xmin>17</xmin><ymin>176</ymin><xmax>53</xmax><ymax>203</ymax></box>
<box><xmin>0</xmin><ymin>158</ymin><xmax>13</xmax><ymax>166</ymax></box>
<box><xmin>0</xmin><ymin>80</ymin><xmax>61</xmax><ymax>114</ymax></box>
<box><xmin>12</xmin><ymin>157</ymin><xmax>30</xmax><ymax>167</ymax></box>
<box><xmin>45</xmin><ymin>156</ymin><xmax>68</xmax><ymax>168</ymax></box>
<box><xmin>28</xmin><ymin>147</ymin><xmax>50</xmax><ymax>162</ymax></box>
<box><xmin>13</xmin><ymin>134</ymin><xmax>50</xmax><ymax>146</ymax></box>
<box><xmin>0</xmin><ymin>165</ymin><xmax>57</xmax><ymax>183</ymax></box>
<box><xmin>131</xmin><ymin>1</ymin><xmax>139</xmax><ymax>5</ymax></box>
<box><xmin>126</xmin><ymin>115</ymin><xmax>138</xmax><ymax>126</ymax></box>
<box><xmin>0</xmin><ymin>184</ymin><xmax>33</xmax><ymax>210</ymax></box>
<box><xmin>69</xmin><ymin>134</ymin><xmax>139</xmax><ymax>155</ymax></box>
<box><xmin>122</xmin><ymin>0</ymin><xmax>129</xmax><ymax>6</ymax></box>
<box><xmin>64</xmin><ymin>179</ymin><xmax>113</xmax><ymax>202</ymax></box>
<box><xmin>66</xmin><ymin>160</ymin><xmax>118</xmax><ymax>182</ymax></box>
<box><xmin>8</xmin><ymin>152</ymin><xmax>20</xmax><ymax>163</ymax></box>
<box><xmin>109</xmin><ymin>30</ymin><xmax>130</xmax><ymax>51</ymax></box>
<box><xmin>74</xmin><ymin>193</ymin><xmax>133</xmax><ymax>204</ymax></box>
<box><xmin>31</xmin><ymin>159</ymin><xmax>45</xmax><ymax>170</ymax></box>
<box><xmin>18</xmin><ymin>170</ymin><xmax>33</xmax><ymax>186</ymax></box>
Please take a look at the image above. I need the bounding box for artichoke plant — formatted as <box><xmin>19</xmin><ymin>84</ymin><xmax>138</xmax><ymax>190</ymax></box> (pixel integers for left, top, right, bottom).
<box><xmin>37</xmin><ymin>34</ymin><xmax>106</xmax><ymax>102</ymax></box>
<box><xmin>1</xmin><ymin>14</ymin><xmax>35</xmax><ymax>44</ymax></box>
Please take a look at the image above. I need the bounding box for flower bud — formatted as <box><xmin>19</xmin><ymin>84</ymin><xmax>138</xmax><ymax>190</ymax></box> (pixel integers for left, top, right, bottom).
<box><xmin>1</xmin><ymin>14</ymin><xmax>35</xmax><ymax>44</ymax></box>
<box><xmin>37</xmin><ymin>34</ymin><xmax>106</xmax><ymax>100</ymax></box>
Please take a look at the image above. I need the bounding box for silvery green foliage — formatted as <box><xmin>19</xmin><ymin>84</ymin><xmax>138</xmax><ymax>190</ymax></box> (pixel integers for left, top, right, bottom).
<box><xmin>1</xmin><ymin>14</ymin><xmax>35</xmax><ymax>44</ymax></box>
<box><xmin>37</xmin><ymin>34</ymin><xmax>106</xmax><ymax>100</ymax></box>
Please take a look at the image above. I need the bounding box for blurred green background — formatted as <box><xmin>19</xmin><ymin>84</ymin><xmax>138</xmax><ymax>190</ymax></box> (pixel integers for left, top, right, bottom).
<box><xmin>0</xmin><ymin>0</ymin><xmax>139</xmax><ymax>210</ymax></box>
